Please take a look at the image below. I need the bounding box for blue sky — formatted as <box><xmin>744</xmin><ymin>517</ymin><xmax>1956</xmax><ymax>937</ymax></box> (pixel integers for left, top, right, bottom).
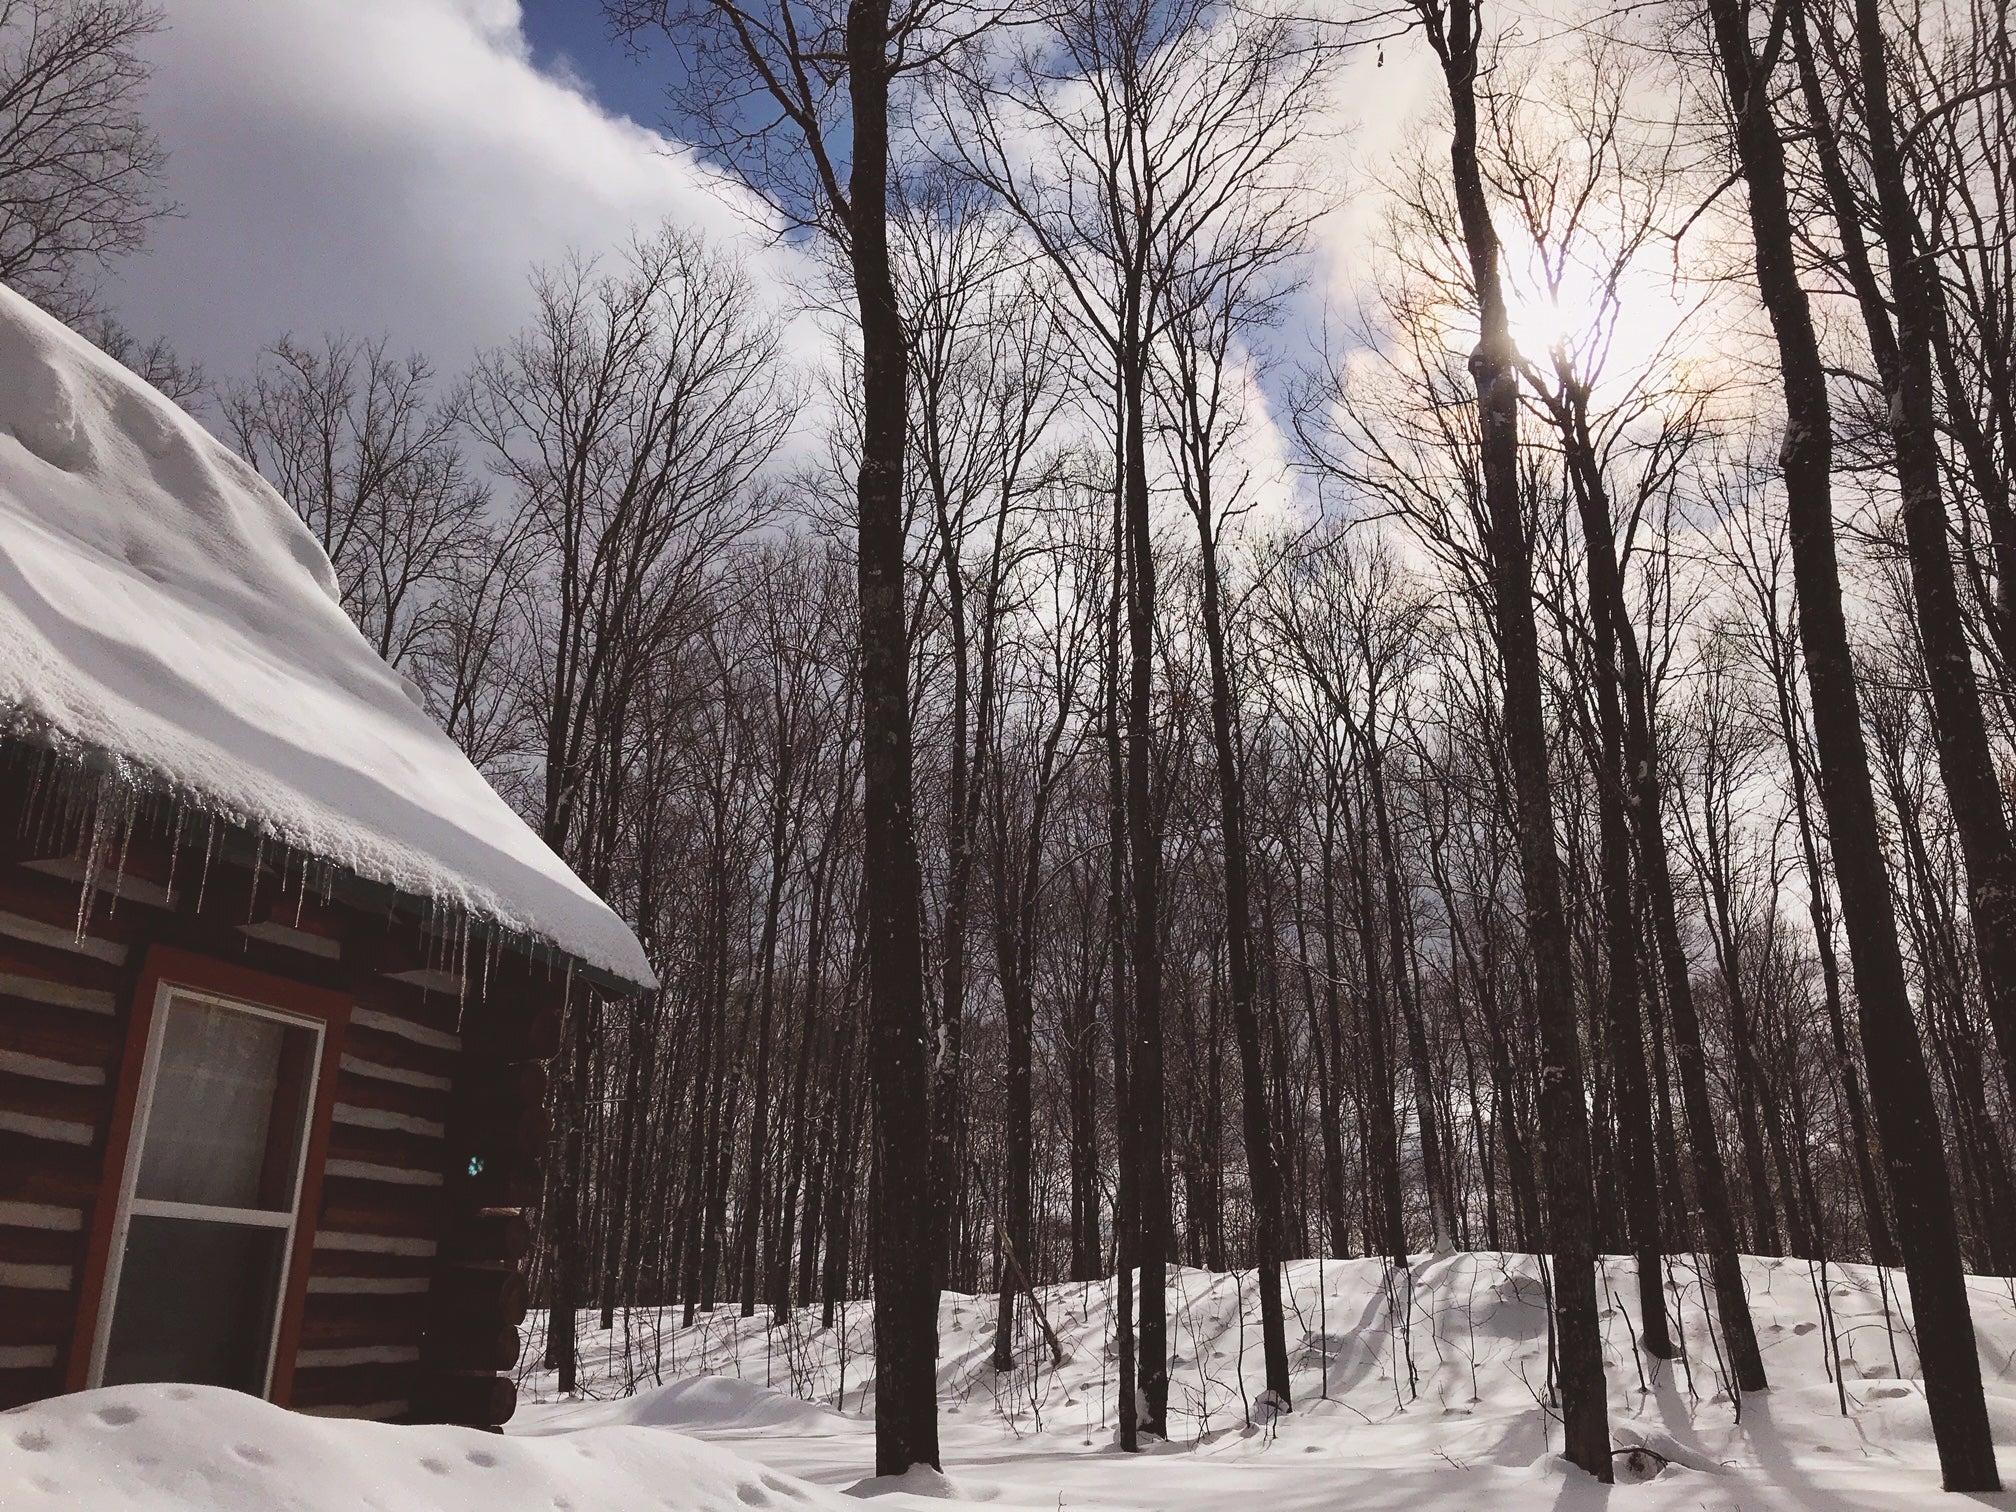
<box><xmin>517</xmin><ymin>2</ymin><xmax>668</xmax><ymax>127</ymax></box>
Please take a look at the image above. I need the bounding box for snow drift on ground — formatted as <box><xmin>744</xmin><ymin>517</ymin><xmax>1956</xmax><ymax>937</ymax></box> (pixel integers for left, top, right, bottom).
<box><xmin>10</xmin><ymin>1254</ymin><xmax>2016</xmax><ymax>1509</ymax></box>
<box><xmin>0</xmin><ymin>1380</ymin><xmax>847</xmax><ymax>1511</ymax></box>
<box><xmin>0</xmin><ymin>285</ymin><xmax>651</xmax><ymax>988</ymax></box>
<box><xmin>517</xmin><ymin>1252</ymin><xmax>2016</xmax><ymax>1510</ymax></box>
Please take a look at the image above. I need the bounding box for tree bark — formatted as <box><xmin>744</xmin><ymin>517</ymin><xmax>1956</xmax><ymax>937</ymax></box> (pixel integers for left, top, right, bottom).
<box><xmin>848</xmin><ymin>0</ymin><xmax>939</xmax><ymax>1474</ymax></box>
<box><xmin>1421</xmin><ymin>0</ymin><xmax>1611</xmax><ymax>1474</ymax></box>
<box><xmin>1191</xmin><ymin>480</ymin><xmax>1293</xmax><ymax>1409</ymax></box>
<box><xmin>1701</xmin><ymin>0</ymin><xmax>1998</xmax><ymax>1483</ymax></box>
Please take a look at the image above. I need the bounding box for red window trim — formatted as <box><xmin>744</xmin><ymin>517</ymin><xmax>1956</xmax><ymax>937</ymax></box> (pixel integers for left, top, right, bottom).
<box><xmin>66</xmin><ymin>944</ymin><xmax>351</xmax><ymax>1405</ymax></box>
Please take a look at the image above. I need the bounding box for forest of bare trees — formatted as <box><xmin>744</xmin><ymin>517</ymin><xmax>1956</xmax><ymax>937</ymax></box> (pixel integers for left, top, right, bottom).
<box><xmin>20</xmin><ymin>0</ymin><xmax>2016</xmax><ymax>1493</ymax></box>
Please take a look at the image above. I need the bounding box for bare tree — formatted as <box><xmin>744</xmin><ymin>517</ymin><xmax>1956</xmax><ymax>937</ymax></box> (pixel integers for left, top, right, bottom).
<box><xmin>466</xmin><ymin>225</ymin><xmax>795</xmax><ymax>1394</ymax></box>
<box><xmin>608</xmin><ymin>0</ymin><xmax>1003</xmax><ymax>1469</ymax></box>
<box><xmin>1695</xmin><ymin>0</ymin><xmax>1999</xmax><ymax>1482</ymax></box>
<box><xmin>1401</xmin><ymin>0</ymin><xmax>1612</xmax><ymax>1474</ymax></box>
<box><xmin>0</xmin><ymin>0</ymin><xmax>168</xmax><ymax>319</ymax></box>
<box><xmin>939</xmin><ymin>0</ymin><xmax>1329</xmax><ymax>1439</ymax></box>
<box><xmin>226</xmin><ymin>334</ymin><xmax>489</xmax><ymax>670</ymax></box>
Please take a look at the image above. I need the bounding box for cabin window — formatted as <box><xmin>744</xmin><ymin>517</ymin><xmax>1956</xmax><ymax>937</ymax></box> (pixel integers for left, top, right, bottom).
<box><xmin>90</xmin><ymin>986</ymin><xmax>325</xmax><ymax>1395</ymax></box>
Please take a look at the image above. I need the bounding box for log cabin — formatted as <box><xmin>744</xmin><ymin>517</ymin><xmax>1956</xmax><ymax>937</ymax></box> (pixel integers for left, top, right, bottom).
<box><xmin>0</xmin><ymin>287</ymin><xmax>654</xmax><ymax>1426</ymax></box>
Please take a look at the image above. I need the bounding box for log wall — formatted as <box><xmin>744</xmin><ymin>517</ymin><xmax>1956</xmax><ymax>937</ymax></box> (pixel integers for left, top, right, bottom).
<box><xmin>0</xmin><ymin>772</ymin><xmax>572</xmax><ymax>1429</ymax></box>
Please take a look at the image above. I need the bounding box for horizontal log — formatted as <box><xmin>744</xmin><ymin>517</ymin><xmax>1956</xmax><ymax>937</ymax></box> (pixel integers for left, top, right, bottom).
<box><xmin>0</xmin><ymin>992</ymin><xmax>122</xmax><ymax>1068</ymax></box>
<box><xmin>324</xmin><ymin>1122</ymin><xmax>447</xmax><ymax>1178</ymax></box>
<box><xmin>436</xmin><ymin>1262</ymin><xmax>527</xmax><ymax>1327</ymax></box>
<box><xmin>439</xmin><ymin>1209</ymin><xmax>530</xmax><ymax>1265</ymax></box>
<box><xmin>428</xmin><ymin>1320</ymin><xmax>520</xmax><ymax>1373</ymax></box>
<box><xmin>289</xmin><ymin>1360</ymin><xmax>416</xmax><ymax>1412</ymax></box>
<box><xmin>335</xmin><ymin>1069</ymin><xmax>450</xmax><ymax>1125</ymax></box>
<box><xmin>0</xmin><ymin>872</ymin><xmax>141</xmax><ymax>952</ymax></box>
<box><xmin>15</xmin><ymin>823</ymin><xmax>180</xmax><ymax>891</ymax></box>
<box><xmin>304</xmin><ymin>1246</ymin><xmax>438</xmax><ymax>1282</ymax></box>
<box><xmin>0</xmin><ymin>1068</ymin><xmax>108</xmax><ymax>1130</ymax></box>
<box><xmin>317</xmin><ymin>1179</ymin><xmax>442</xmax><ymax>1243</ymax></box>
<box><xmin>415</xmin><ymin>1367</ymin><xmax>515</xmax><ymax>1428</ymax></box>
<box><xmin>0</xmin><ymin>1131</ymin><xmax>99</xmax><ymax>1205</ymax></box>
<box><xmin>453</xmin><ymin>1099</ymin><xmax>549</xmax><ymax>1160</ymax></box>
<box><xmin>0</xmin><ymin>1224</ymin><xmax>82</xmax><ymax>1270</ymax></box>
<box><xmin>0</xmin><ymin>934</ymin><xmax>124</xmax><ymax>996</ymax></box>
<box><xmin>341</xmin><ymin>1023</ymin><xmax>458</xmax><ymax>1084</ymax></box>
<box><xmin>298</xmin><ymin>1293</ymin><xmax>425</xmax><ymax>1349</ymax></box>
<box><xmin>0</xmin><ymin>1363</ymin><xmax>60</xmax><ymax>1411</ymax></box>
<box><xmin>0</xmin><ymin>1286</ymin><xmax>78</xmax><ymax>1345</ymax></box>
<box><xmin>253</xmin><ymin>885</ymin><xmax>348</xmax><ymax>944</ymax></box>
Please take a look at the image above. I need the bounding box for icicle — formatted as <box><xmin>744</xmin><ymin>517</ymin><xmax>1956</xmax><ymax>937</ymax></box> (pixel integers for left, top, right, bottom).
<box><xmin>453</xmin><ymin>915</ymin><xmax>470</xmax><ymax>1033</ymax></box>
<box><xmin>196</xmin><ymin>814</ymin><xmax>218</xmax><ymax>916</ymax></box>
<box><xmin>294</xmin><ymin>849</ymin><xmax>309</xmax><ymax>929</ymax></box>
<box><xmin>107</xmin><ymin>792</ymin><xmax>135</xmax><ymax>920</ymax></box>
<box><xmin>74</xmin><ymin>776</ymin><xmax>112</xmax><ymax>942</ymax></box>
<box><xmin>247</xmin><ymin>832</ymin><xmax>266</xmax><ymax>923</ymax></box>
<box><xmin>164</xmin><ymin>803</ymin><xmax>185</xmax><ymax>906</ymax></box>
<box><xmin>18</xmin><ymin>752</ymin><xmax>46</xmax><ymax>844</ymax></box>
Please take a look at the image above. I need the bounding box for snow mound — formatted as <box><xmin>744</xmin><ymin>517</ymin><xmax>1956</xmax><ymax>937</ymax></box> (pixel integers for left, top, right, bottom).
<box><xmin>0</xmin><ymin>1383</ymin><xmax>843</xmax><ymax>1512</ymax></box>
<box><xmin>0</xmin><ymin>286</ymin><xmax>651</xmax><ymax>990</ymax></box>
<box><xmin>844</xmin><ymin>1465</ymin><xmax>988</xmax><ymax>1500</ymax></box>
<box><xmin>523</xmin><ymin>1254</ymin><xmax>2016</xmax><ymax>1510</ymax></box>
<box><xmin>528</xmin><ymin>1374</ymin><xmax>853</xmax><ymax>1435</ymax></box>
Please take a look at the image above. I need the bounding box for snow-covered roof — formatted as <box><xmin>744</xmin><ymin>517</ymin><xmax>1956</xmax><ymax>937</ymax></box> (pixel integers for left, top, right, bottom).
<box><xmin>0</xmin><ymin>286</ymin><xmax>654</xmax><ymax>993</ymax></box>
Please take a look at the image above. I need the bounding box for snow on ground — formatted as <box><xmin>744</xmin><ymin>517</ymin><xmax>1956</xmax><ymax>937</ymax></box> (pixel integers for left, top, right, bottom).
<box><xmin>8</xmin><ymin>1253</ymin><xmax>2016</xmax><ymax>1508</ymax></box>
<box><xmin>0</xmin><ymin>1378</ymin><xmax>852</xmax><ymax>1511</ymax></box>
<box><xmin>516</xmin><ymin>1253</ymin><xmax>2016</xmax><ymax>1510</ymax></box>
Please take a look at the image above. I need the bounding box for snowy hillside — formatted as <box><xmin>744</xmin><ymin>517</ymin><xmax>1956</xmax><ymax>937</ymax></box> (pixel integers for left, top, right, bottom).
<box><xmin>8</xmin><ymin>1253</ymin><xmax>2016</xmax><ymax>1509</ymax></box>
<box><xmin>509</xmin><ymin>1253</ymin><xmax>2016</xmax><ymax>1508</ymax></box>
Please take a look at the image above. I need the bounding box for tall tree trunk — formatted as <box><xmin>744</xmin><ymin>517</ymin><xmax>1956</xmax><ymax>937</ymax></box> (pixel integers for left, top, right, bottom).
<box><xmin>741</xmin><ymin>771</ymin><xmax>792</xmax><ymax>1316</ymax></box>
<box><xmin>1121</xmin><ymin>312</ymin><xmax>1170</xmax><ymax>1440</ymax></box>
<box><xmin>1347</xmin><ymin>782</ymin><xmax>1407</xmax><ymax>1266</ymax></box>
<box><xmin>1105</xmin><ymin>444</ymin><xmax>1139</xmax><ymax>1453</ymax></box>
<box><xmin>848</xmin><ymin>0</ymin><xmax>938</xmax><ymax>1473</ymax></box>
<box><xmin>1190</xmin><ymin>465</ymin><xmax>1293</xmax><ymax>1409</ymax></box>
<box><xmin>1423</xmin><ymin>0</ymin><xmax>1611</xmax><ymax>1474</ymax></box>
<box><xmin>1568</xmin><ymin>469</ymin><xmax>1672</xmax><ymax>1356</ymax></box>
<box><xmin>1702</xmin><ymin>0</ymin><xmax>1998</xmax><ymax>1483</ymax></box>
<box><xmin>1763</xmin><ymin>607</ymin><xmax>1899</xmax><ymax>1264</ymax></box>
<box><xmin>1367</xmin><ymin>745</ymin><xmax>1457</xmax><ymax>1252</ymax></box>
<box><xmin>1796</xmin><ymin>0</ymin><xmax>2016</xmax><ymax>1128</ymax></box>
<box><xmin>1550</xmin><ymin>383</ymin><xmax>1767</xmax><ymax>1388</ymax></box>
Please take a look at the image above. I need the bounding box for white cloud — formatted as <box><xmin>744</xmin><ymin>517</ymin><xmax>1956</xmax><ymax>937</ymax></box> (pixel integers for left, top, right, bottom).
<box><xmin>107</xmin><ymin>0</ymin><xmax>800</xmax><ymax>378</ymax></box>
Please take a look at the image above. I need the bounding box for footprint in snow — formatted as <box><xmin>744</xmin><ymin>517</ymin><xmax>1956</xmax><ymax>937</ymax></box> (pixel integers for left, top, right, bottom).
<box><xmin>14</xmin><ymin>1429</ymin><xmax>52</xmax><ymax>1453</ymax></box>
<box><xmin>467</xmin><ymin>1450</ymin><xmax>498</xmax><ymax>1469</ymax></box>
<box><xmin>421</xmin><ymin>1457</ymin><xmax>451</xmax><ymax>1476</ymax></box>
<box><xmin>737</xmin><ymin>1484</ymin><xmax>772</xmax><ymax>1507</ymax></box>
<box><xmin>232</xmin><ymin>1444</ymin><xmax>273</xmax><ymax>1466</ymax></box>
<box><xmin>96</xmin><ymin>1405</ymin><xmax>139</xmax><ymax>1427</ymax></box>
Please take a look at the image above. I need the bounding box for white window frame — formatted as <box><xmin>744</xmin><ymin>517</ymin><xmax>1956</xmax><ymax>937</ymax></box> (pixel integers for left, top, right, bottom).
<box><xmin>87</xmin><ymin>980</ymin><xmax>327</xmax><ymax>1396</ymax></box>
